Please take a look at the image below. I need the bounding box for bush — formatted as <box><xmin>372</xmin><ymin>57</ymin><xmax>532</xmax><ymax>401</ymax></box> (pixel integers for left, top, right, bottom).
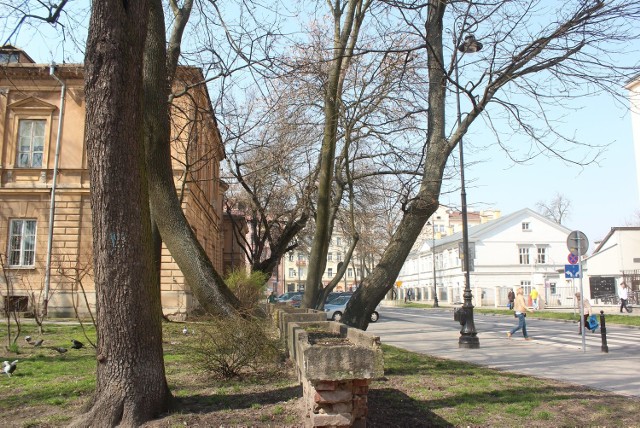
<box><xmin>189</xmin><ymin>315</ymin><xmax>282</xmax><ymax>380</ymax></box>
<box><xmin>225</xmin><ymin>269</ymin><xmax>269</xmax><ymax>312</ymax></box>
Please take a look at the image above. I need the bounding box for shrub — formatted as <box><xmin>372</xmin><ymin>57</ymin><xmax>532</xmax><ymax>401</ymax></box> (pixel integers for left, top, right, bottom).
<box><xmin>189</xmin><ymin>315</ymin><xmax>282</xmax><ymax>380</ymax></box>
<box><xmin>225</xmin><ymin>269</ymin><xmax>269</xmax><ymax>312</ymax></box>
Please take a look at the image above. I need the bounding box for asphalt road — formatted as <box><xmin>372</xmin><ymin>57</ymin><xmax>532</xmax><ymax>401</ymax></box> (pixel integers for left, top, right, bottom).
<box><xmin>368</xmin><ymin>307</ymin><xmax>640</xmax><ymax>398</ymax></box>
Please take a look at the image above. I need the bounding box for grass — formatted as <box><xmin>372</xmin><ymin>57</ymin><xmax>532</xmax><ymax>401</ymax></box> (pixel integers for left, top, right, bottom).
<box><xmin>401</xmin><ymin>302</ymin><xmax>640</xmax><ymax>327</ymax></box>
<box><xmin>0</xmin><ymin>318</ymin><xmax>638</xmax><ymax>427</ymax></box>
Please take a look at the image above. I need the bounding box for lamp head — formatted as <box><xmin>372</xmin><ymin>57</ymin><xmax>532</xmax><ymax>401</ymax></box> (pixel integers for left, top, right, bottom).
<box><xmin>458</xmin><ymin>34</ymin><xmax>483</xmax><ymax>53</ymax></box>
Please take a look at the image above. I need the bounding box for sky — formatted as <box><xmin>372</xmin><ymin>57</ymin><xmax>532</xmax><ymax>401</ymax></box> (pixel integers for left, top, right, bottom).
<box><xmin>442</xmin><ymin>89</ymin><xmax>639</xmax><ymax>248</ymax></box>
<box><xmin>5</xmin><ymin>2</ymin><xmax>639</xmax><ymax>251</ymax></box>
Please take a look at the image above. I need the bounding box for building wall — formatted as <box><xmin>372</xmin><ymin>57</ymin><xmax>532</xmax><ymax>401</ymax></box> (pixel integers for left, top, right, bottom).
<box><xmin>0</xmin><ymin>56</ymin><xmax>225</xmax><ymax>319</ymax></box>
<box><xmin>625</xmin><ymin>77</ymin><xmax>640</xmax><ymax>202</ymax></box>
<box><xmin>397</xmin><ymin>209</ymin><xmax>571</xmax><ymax>307</ymax></box>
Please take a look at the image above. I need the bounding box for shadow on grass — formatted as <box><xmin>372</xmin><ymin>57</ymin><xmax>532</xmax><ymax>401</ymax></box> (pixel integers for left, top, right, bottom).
<box><xmin>168</xmin><ymin>384</ymin><xmax>303</xmax><ymax>414</ymax></box>
<box><xmin>368</xmin><ymin>388</ymin><xmax>453</xmax><ymax>427</ymax></box>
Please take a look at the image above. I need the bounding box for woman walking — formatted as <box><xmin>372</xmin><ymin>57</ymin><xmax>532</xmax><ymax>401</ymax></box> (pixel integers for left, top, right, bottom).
<box><xmin>507</xmin><ymin>287</ymin><xmax>533</xmax><ymax>340</ymax></box>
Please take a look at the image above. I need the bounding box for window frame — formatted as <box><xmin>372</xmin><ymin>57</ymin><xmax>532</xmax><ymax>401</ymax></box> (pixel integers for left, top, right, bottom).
<box><xmin>8</xmin><ymin>219</ymin><xmax>37</xmax><ymax>267</ymax></box>
<box><xmin>8</xmin><ymin>98</ymin><xmax>56</xmax><ymax>170</ymax></box>
<box><xmin>537</xmin><ymin>247</ymin><xmax>547</xmax><ymax>264</ymax></box>
<box><xmin>519</xmin><ymin>247</ymin><xmax>530</xmax><ymax>265</ymax></box>
<box><xmin>16</xmin><ymin>119</ymin><xmax>46</xmax><ymax>168</ymax></box>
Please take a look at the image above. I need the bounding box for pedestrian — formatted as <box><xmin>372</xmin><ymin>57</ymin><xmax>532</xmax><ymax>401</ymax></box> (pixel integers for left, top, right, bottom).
<box><xmin>507</xmin><ymin>288</ymin><xmax>515</xmax><ymax>310</ymax></box>
<box><xmin>575</xmin><ymin>292</ymin><xmax>592</xmax><ymax>334</ymax></box>
<box><xmin>507</xmin><ymin>287</ymin><xmax>533</xmax><ymax>340</ymax></box>
<box><xmin>619</xmin><ymin>282</ymin><xmax>631</xmax><ymax>313</ymax></box>
<box><xmin>267</xmin><ymin>290</ymin><xmax>277</xmax><ymax>303</ymax></box>
<box><xmin>530</xmin><ymin>287</ymin><xmax>539</xmax><ymax>310</ymax></box>
<box><xmin>407</xmin><ymin>289</ymin><xmax>413</xmax><ymax>302</ymax></box>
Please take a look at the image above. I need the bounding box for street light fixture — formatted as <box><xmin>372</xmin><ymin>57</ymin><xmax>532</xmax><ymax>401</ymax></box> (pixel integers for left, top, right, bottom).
<box><xmin>455</xmin><ymin>33</ymin><xmax>481</xmax><ymax>349</ymax></box>
<box><xmin>427</xmin><ymin>221</ymin><xmax>439</xmax><ymax>308</ymax></box>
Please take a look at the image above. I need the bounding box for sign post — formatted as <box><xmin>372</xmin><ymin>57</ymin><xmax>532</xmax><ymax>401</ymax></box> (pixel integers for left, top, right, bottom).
<box><xmin>567</xmin><ymin>230</ymin><xmax>589</xmax><ymax>353</ymax></box>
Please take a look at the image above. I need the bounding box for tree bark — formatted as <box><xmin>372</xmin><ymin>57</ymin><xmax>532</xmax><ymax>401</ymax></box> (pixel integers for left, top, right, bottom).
<box><xmin>74</xmin><ymin>0</ymin><xmax>171</xmax><ymax>425</ymax></box>
<box><xmin>144</xmin><ymin>0</ymin><xmax>240</xmax><ymax>317</ymax></box>
<box><xmin>342</xmin><ymin>0</ymin><xmax>450</xmax><ymax>330</ymax></box>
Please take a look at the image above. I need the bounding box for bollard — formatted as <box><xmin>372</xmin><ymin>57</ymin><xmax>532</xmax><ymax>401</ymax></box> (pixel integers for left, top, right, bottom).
<box><xmin>599</xmin><ymin>310</ymin><xmax>608</xmax><ymax>353</ymax></box>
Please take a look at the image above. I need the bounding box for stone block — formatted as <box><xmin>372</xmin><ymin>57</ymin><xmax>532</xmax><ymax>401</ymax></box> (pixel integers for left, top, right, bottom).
<box><xmin>314</xmin><ymin>389</ymin><xmax>353</xmax><ymax>404</ymax></box>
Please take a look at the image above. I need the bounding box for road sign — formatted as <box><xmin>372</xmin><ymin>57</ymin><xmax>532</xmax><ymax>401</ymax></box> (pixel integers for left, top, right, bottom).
<box><xmin>567</xmin><ymin>230</ymin><xmax>589</xmax><ymax>256</ymax></box>
<box><xmin>395</xmin><ymin>281</ymin><xmax>402</xmax><ymax>288</ymax></box>
<box><xmin>565</xmin><ymin>264</ymin><xmax>581</xmax><ymax>278</ymax></box>
<box><xmin>567</xmin><ymin>253</ymin><xmax>579</xmax><ymax>265</ymax></box>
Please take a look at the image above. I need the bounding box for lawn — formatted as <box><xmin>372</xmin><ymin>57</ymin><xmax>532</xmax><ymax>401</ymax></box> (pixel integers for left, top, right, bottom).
<box><xmin>0</xmin><ymin>318</ymin><xmax>638</xmax><ymax>427</ymax></box>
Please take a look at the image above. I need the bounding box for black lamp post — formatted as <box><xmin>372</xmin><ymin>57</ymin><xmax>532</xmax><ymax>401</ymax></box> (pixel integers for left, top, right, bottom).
<box><xmin>456</xmin><ymin>33</ymin><xmax>481</xmax><ymax>349</ymax></box>
<box><xmin>428</xmin><ymin>221</ymin><xmax>439</xmax><ymax>308</ymax></box>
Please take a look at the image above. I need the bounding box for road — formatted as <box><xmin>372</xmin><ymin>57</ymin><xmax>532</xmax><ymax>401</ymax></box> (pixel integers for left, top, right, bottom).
<box><xmin>368</xmin><ymin>307</ymin><xmax>640</xmax><ymax>398</ymax></box>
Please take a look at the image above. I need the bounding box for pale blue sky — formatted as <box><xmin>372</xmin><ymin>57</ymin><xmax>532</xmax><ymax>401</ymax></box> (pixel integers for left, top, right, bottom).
<box><xmin>7</xmin><ymin>4</ymin><xmax>639</xmax><ymax>250</ymax></box>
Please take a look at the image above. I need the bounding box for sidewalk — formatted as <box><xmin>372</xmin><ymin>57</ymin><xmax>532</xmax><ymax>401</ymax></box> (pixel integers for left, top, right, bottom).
<box><xmin>369</xmin><ymin>308</ymin><xmax>640</xmax><ymax>398</ymax></box>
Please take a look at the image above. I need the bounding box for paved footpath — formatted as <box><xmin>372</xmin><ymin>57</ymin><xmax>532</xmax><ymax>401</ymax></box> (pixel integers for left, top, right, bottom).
<box><xmin>368</xmin><ymin>307</ymin><xmax>640</xmax><ymax>398</ymax></box>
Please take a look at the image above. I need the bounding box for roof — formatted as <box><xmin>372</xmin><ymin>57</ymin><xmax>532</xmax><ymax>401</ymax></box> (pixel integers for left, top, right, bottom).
<box><xmin>592</xmin><ymin>227</ymin><xmax>640</xmax><ymax>254</ymax></box>
<box><xmin>431</xmin><ymin>208</ymin><xmax>572</xmax><ymax>249</ymax></box>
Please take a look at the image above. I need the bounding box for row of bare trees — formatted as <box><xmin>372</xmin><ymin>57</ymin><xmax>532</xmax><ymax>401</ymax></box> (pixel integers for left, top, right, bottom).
<box><xmin>3</xmin><ymin>0</ymin><xmax>640</xmax><ymax>425</ymax></box>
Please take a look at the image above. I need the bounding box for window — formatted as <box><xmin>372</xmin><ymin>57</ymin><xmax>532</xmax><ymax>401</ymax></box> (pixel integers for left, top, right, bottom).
<box><xmin>297</xmin><ymin>253</ymin><xmax>304</xmax><ymax>261</ymax></box>
<box><xmin>288</xmin><ymin>268</ymin><xmax>296</xmax><ymax>277</ymax></box>
<box><xmin>537</xmin><ymin>247</ymin><xmax>547</xmax><ymax>264</ymax></box>
<box><xmin>522</xmin><ymin>222</ymin><xmax>531</xmax><ymax>231</ymax></box>
<box><xmin>0</xmin><ymin>52</ymin><xmax>20</xmax><ymax>63</ymax></box>
<box><xmin>289</xmin><ymin>253</ymin><xmax>294</xmax><ymax>261</ymax></box>
<box><xmin>337</xmin><ymin>252</ymin><xmax>342</xmax><ymax>262</ymax></box>
<box><xmin>337</xmin><ymin>237</ymin><xmax>342</xmax><ymax>246</ymax></box>
<box><xmin>9</xmin><ymin>219</ymin><xmax>36</xmax><ymax>267</ymax></box>
<box><xmin>16</xmin><ymin>119</ymin><xmax>45</xmax><ymax>168</ymax></box>
<box><xmin>328</xmin><ymin>252</ymin><xmax>333</xmax><ymax>261</ymax></box>
<box><xmin>348</xmin><ymin>268</ymin><xmax>353</xmax><ymax>278</ymax></box>
<box><xmin>520</xmin><ymin>281</ymin><xmax>531</xmax><ymax>296</ymax></box>
<box><xmin>3</xmin><ymin>296</ymin><xmax>28</xmax><ymax>313</ymax></box>
<box><xmin>327</xmin><ymin>268</ymin><xmax>333</xmax><ymax>277</ymax></box>
<box><xmin>519</xmin><ymin>247</ymin><xmax>530</xmax><ymax>265</ymax></box>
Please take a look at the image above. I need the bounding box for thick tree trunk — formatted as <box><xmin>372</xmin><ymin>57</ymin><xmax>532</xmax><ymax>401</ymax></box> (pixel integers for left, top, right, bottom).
<box><xmin>342</xmin><ymin>0</ymin><xmax>451</xmax><ymax>330</ymax></box>
<box><xmin>74</xmin><ymin>0</ymin><xmax>171</xmax><ymax>425</ymax></box>
<box><xmin>144</xmin><ymin>0</ymin><xmax>240</xmax><ymax>317</ymax></box>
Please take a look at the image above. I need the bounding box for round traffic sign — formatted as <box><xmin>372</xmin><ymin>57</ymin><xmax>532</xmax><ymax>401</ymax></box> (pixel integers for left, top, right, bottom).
<box><xmin>567</xmin><ymin>230</ymin><xmax>588</xmax><ymax>256</ymax></box>
<box><xmin>568</xmin><ymin>253</ymin><xmax>579</xmax><ymax>265</ymax></box>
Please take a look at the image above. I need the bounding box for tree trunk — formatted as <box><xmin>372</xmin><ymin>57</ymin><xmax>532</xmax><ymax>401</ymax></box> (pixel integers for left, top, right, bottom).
<box><xmin>342</xmin><ymin>0</ymin><xmax>450</xmax><ymax>330</ymax></box>
<box><xmin>73</xmin><ymin>0</ymin><xmax>171</xmax><ymax>425</ymax></box>
<box><xmin>144</xmin><ymin>0</ymin><xmax>240</xmax><ymax>317</ymax></box>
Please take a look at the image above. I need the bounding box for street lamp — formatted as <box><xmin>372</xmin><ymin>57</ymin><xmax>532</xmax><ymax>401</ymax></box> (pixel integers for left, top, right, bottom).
<box><xmin>427</xmin><ymin>221</ymin><xmax>439</xmax><ymax>308</ymax></box>
<box><xmin>456</xmin><ymin>33</ymin><xmax>481</xmax><ymax>349</ymax></box>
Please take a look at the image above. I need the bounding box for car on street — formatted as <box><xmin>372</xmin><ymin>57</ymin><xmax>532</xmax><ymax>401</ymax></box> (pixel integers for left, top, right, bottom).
<box><xmin>276</xmin><ymin>291</ymin><xmax>303</xmax><ymax>303</ymax></box>
<box><xmin>324</xmin><ymin>295</ymin><xmax>379</xmax><ymax>323</ymax></box>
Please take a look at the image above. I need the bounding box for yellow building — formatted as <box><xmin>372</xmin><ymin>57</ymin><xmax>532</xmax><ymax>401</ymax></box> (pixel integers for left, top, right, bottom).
<box><xmin>0</xmin><ymin>46</ymin><xmax>226</xmax><ymax>319</ymax></box>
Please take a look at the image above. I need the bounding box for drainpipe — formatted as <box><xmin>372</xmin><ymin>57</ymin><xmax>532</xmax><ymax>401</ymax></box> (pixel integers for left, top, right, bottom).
<box><xmin>44</xmin><ymin>63</ymin><xmax>66</xmax><ymax>316</ymax></box>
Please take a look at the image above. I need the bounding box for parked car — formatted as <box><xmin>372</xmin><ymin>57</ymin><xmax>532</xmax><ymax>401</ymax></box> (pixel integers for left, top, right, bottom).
<box><xmin>324</xmin><ymin>295</ymin><xmax>379</xmax><ymax>323</ymax></box>
<box><xmin>325</xmin><ymin>292</ymin><xmax>353</xmax><ymax>304</ymax></box>
<box><xmin>276</xmin><ymin>292</ymin><xmax>303</xmax><ymax>303</ymax></box>
<box><xmin>288</xmin><ymin>294</ymin><xmax>303</xmax><ymax>308</ymax></box>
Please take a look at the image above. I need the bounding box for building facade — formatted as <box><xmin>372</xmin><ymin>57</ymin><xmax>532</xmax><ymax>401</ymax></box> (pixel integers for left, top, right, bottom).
<box><xmin>277</xmin><ymin>232</ymin><xmax>371</xmax><ymax>295</ymax></box>
<box><xmin>0</xmin><ymin>46</ymin><xmax>226</xmax><ymax>318</ymax></box>
<box><xmin>396</xmin><ymin>208</ymin><xmax>572</xmax><ymax>308</ymax></box>
<box><xmin>583</xmin><ymin>227</ymin><xmax>640</xmax><ymax>304</ymax></box>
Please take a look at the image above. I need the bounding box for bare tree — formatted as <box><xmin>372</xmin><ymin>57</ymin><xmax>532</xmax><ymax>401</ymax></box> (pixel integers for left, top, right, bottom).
<box><xmin>71</xmin><ymin>0</ymin><xmax>170</xmax><ymax>425</ymax></box>
<box><xmin>342</xmin><ymin>0</ymin><xmax>640</xmax><ymax>329</ymax></box>
<box><xmin>536</xmin><ymin>192</ymin><xmax>572</xmax><ymax>224</ymax></box>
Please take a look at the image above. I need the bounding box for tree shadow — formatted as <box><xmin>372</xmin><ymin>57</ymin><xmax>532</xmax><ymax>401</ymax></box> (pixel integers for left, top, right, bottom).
<box><xmin>368</xmin><ymin>388</ymin><xmax>453</xmax><ymax>427</ymax></box>
<box><xmin>167</xmin><ymin>384</ymin><xmax>303</xmax><ymax>414</ymax></box>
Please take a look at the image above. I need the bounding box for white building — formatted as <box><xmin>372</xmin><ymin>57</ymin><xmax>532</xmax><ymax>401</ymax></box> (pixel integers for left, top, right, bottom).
<box><xmin>396</xmin><ymin>208</ymin><xmax>572</xmax><ymax>308</ymax></box>
<box><xmin>583</xmin><ymin>227</ymin><xmax>640</xmax><ymax>304</ymax></box>
<box><xmin>625</xmin><ymin>75</ymin><xmax>640</xmax><ymax>202</ymax></box>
